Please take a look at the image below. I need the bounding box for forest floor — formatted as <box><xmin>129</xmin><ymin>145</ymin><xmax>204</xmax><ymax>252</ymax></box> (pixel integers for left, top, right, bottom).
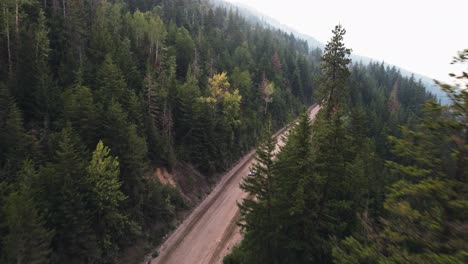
<box><xmin>147</xmin><ymin>105</ymin><xmax>321</xmax><ymax>264</ymax></box>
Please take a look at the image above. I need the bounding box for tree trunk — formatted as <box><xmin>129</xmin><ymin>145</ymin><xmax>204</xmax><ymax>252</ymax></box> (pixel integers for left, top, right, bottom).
<box><xmin>155</xmin><ymin>41</ymin><xmax>159</xmax><ymax>67</ymax></box>
<box><xmin>209</xmin><ymin>57</ymin><xmax>214</xmax><ymax>77</ymax></box>
<box><xmin>147</xmin><ymin>77</ymin><xmax>151</xmax><ymax>113</ymax></box>
<box><xmin>15</xmin><ymin>0</ymin><xmax>18</xmax><ymax>35</ymax></box>
<box><xmin>266</xmin><ymin>171</ymin><xmax>274</xmax><ymax>263</ymax></box>
<box><xmin>62</xmin><ymin>0</ymin><xmax>65</xmax><ymax>17</ymax></box>
<box><xmin>3</xmin><ymin>3</ymin><xmax>12</xmax><ymax>76</ymax></box>
<box><xmin>326</xmin><ymin>62</ymin><xmax>338</xmax><ymax>119</ymax></box>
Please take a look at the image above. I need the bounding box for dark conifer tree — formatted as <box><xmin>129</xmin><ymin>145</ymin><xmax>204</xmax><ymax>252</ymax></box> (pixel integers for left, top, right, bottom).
<box><xmin>238</xmin><ymin>127</ymin><xmax>277</xmax><ymax>263</ymax></box>
<box><xmin>37</xmin><ymin>126</ymin><xmax>98</xmax><ymax>263</ymax></box>
<box><xmin>1</xmin><ymin>161</ymin><xmax>53</xmax><ymax>264</ymax></box>
<box><xmin>316</xmin><ymin>24</ymin><xmax>351</xmax><ymax>118</ymax></box>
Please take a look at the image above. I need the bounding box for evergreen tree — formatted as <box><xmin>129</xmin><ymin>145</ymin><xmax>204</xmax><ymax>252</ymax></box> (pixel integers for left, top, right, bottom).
<box><xmin>273</xmin><ymin>113</ymin><xmax>315</xmax><ymax>263</ymax></box>
<box><xmin>191</xmin><ymin>98</ymin><xmax>218</xmax><ymax>173</ymax></box>
<box><xmin>86</xmin><ymin>141</ymin><xmax>131</xmax><ymax>262</ymax></box>
<box><xmin>32</xmin><ymin>9</ymin><xmax>59</xmax><ymax>125</ymax></box>
<box><xmin>175</xmin><ymin>27</ymin><xmax>194</xmax><ymax>78</ymax></box>
<box><xmin>96</xmin><ymin>55</ymin><xmax>127</xmax><ymax>105</ymax></box>
<box><xmin>303</xmin><ymin>26</ymin><xmax>369</xmax><ymax>263</ymax></box>
<box><xmin>238</xmin><ymin>128</ymin><xmax>277</xmax><ymax>263</ymax></box>
<box><xmin>37</xmin><ymin>126</ymin><xmax>98</xmax><ymax>263</ymax></box>
<box><xmin>1</xmin><ymin>161</ymin><xmax>53</xmax><ymax>264</ymax></box>
<box><xmin>100</xmin><ymin>100</ymin><xmax>148</xmax><ymax>218</ymax></box>
<box><xmin>174</xmin><ymin>67</ymin><xmax>201</xmax><ymax>153</ymax></box>
<box><xmin>62</xmin><ymin>85</ymin><xmax>98</xmax><ymax>148</ymax></box>
<box><xmin>316</xmin><ymin>24</ymin><xmax>351</xmax><ymax>118</ymax></box>
<box><xmin>0</xmin><ymin>85</ymin><xmax>28</xmax><ymax>181</ymax></box>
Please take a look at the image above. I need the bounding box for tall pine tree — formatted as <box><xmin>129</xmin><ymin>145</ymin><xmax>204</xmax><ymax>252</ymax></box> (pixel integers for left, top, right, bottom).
<box><xmin>238</xmin><ymin>127</ymin><xmax>277</xmax><ymax>263</ymax></box>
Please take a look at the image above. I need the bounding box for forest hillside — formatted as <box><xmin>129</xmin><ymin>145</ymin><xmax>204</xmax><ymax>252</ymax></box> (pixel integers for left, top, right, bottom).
<box><xmin>0</xmin><ymin>0</ymin><xmax>444</xmax><ymax>263</ymax></box>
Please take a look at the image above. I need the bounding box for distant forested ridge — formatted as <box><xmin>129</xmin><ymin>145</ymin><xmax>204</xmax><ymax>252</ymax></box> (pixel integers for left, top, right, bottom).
<box><xmin>217</xmin><ymin>0</ymin><xmax>449</xmax><ymax>105</ymax></box>
<box><xmin>0</xmin><ymin>0</ymin><xmax>436</xmax><ymax>263</ymax></box>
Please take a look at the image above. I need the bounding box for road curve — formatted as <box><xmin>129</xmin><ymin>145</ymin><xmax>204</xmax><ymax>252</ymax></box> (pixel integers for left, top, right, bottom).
<box><xmin>149</xmin><ymin>105</ymin><xmax>321</xmax><ymax>264</ymax></box>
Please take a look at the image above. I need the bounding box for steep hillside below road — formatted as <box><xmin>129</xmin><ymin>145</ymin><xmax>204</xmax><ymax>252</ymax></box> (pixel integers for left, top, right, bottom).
<box><xmin>149</xmin><ymin>105</ymin><xmax>321</xmax><ymax>264</ymax></box>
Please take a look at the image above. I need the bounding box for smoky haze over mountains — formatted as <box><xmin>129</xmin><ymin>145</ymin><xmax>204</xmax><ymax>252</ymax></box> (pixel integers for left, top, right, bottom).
<box><xmin>221</xmin><ymin>0</ymin><xmax>466</xmax><ymax>103</ymax></box>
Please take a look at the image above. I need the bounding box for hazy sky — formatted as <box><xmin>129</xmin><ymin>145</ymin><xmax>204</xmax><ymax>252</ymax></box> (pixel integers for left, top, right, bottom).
<box><xmin>226</xmin><ymin>0</ymin><xmax>468</xmax><ymax>82</ymax></box>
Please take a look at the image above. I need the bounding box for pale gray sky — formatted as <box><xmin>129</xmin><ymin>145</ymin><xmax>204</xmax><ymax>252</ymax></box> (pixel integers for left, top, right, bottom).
<box><xmin>226</xmin><ymin>0</ymin><xmax>468</xmax><ymax>82</ymax></box>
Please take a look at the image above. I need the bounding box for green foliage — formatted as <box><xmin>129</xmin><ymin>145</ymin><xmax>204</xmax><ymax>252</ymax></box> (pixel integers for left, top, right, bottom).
<box><xmin>100</xmin><ymin>100</ymin><xmax>148</xmax><ymax>209</ymax></box>
<box><xmin>96</xmin><ymin>55</ymin><xmax>127</xmax><ymax>105</ymax></box>
<box><xmin>231</xmin><ymin>106</ymin><xmax>370</xmax><ymax>263</ymax></box>
<box><xmin>332</xmin><ymin>237</ymin><xmax>380</xmax><ymax>264</ymax></box>
<box><xmin>62</xmin><ymin>85</ymin><xmax>98</xmax><ymax>147</ymax></box>
<box><xmin>238</xmin><ymin>128</ymin><xmax>277</xmax><ymax>263</ymax></box>
<box><xmin>1</xmin><ymin>162</ymin><xmax>53</xmax><ymax>264</ymax></box>
<box><xmin>316</xmin><ymin>24</ymin><xmax>352</xmax><ymax>117</ymax></box>
<box><xmin>86</xmin><ymin>141</ymin><xmax>131</xmax><ymax>261</ymax></box>
<box><xmin>0</xmin><ymin>85</ymin><xmax>28</xmax><ymax>181</ymax></box>
<box><xmin>259</xmin><ymin>75</ymin><xmax>275</xmax><ymax>114</ymax></box>
<box><xmin>223</xmin><ymin>244</ymin><xmax>248</xmax><ymax>264</ymax></box>
<box><xmin>37</xmin><ymin>126</ymin><xmax>99</xmax><ymax>262</ymax></box>
<box><xmin>272</xmin><ymin>113</ymin><xmax>316</xmax><ymax>263</ymax></box>
<box><xmin>175</xmin><ymin>27</ymin><xmax>195</xmax><ymax>78</ymax></box>
<box><xmin>2</xmin><ymin>191</ymin><xmax>52</xmax><ymax>264</ymax></box>
<box><xmin>223</xmin><ymin>89</ymin><xmax>242</xmax><ymax>128</ymax></box>
<box><xmin>333</xmin><ymin>50</ymin><xmax>468</xmax><ymax>264</ymax></box>
<box><xmin>174</xmin><ymin>68</ymin><xmax>201</xmax><ymax>152</ymax></box>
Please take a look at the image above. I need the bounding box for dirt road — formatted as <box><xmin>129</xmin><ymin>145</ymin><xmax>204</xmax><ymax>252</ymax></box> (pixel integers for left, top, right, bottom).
<box><xmin>149</xmin><ymin>105</ymin><xmax>321</xmax><ymax>264</ymax></box>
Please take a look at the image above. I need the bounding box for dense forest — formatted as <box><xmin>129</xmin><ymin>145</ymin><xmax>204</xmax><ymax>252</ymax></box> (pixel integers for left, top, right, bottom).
<box><xmin>0</xmin><ymin>0</ymin><xmax>456</xmax><ymax>263</ymax></box>
<box><xmin>224</xmin><ymin>25</ymin><xmax>467</xmax><ymax>264</ymax></box>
